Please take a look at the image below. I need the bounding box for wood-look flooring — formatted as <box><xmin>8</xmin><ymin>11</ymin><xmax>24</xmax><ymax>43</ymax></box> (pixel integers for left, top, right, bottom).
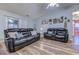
<box><xmin>0</xmin><ymin>38</ymin><xmax>79</xmax><ymax>55</ymax></box>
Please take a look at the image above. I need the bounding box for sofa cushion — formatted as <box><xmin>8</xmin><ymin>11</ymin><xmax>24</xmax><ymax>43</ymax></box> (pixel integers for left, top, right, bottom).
<box><xmin>56</xmin><ymin>35</ymin><xmax>64</xmax><ymax>38</ymax></box>
<box><xmin>15</xmin><ymin>38</ymin><xmax>27</xmax><ymax>46</ymax></box>
<box><xmin>48</xmin><ymin>31</ymin><xmax>52</xmax><ymax>35</ymax></box>
<box><xmin>26</xmin><ymin>36</ymin><xmax>34</xmax><ymax>40</ymax></box>
<box><xmin>32</xmin><ymin>34</ymin><xmax>39</xmax><ymax>38</ymax></box>
<box><xmin>52</xmin><ymin>33</ymin><xmax>55</xmax><ymax>36</ymax></box>
<box><xmin>57</xmin><ymin>31</ymin><xmax>65</xmax><ymax>35</ymax></box>
<box><xmin>22</xmin><ymin>32</ymin><xmax>31</xmax><ymax>35</ymax></box>
<box><xmin>22</xmin><ymin>32</ymin><xmax>31</xmax><ymax>38</ymax></box>
<box><xmin>15</xmin><ymin>36</ymin><xmax>34</xmax><ymax>46</ymax></box>
<box><xmin>45</xmin><ymin>34</ymin><xmax>52</xmax><ymax>37</ymax></box>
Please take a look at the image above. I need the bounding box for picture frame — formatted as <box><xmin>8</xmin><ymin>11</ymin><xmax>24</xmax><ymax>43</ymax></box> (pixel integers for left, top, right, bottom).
<box><xmin>53</xmin><ymin>18</ymin><xmax>57</xmax><ymax>24</ymax></box>
<box><xmin>49</xmin><ymin>19</ymin><xmax>52</xmax><ymax>22</ymax></box>
<box><xmin>49</xmin><ymin>19</ymin><xmax>52</xmax><ymax>25</ymax></box>
<box><xmin>41</xmin><ymin>20</ymin><xmax>47</xmax><ymax>24</ymax></box>
<box><xmin>58</xmin><ymin>18</ymin><xmax>63</xmax><ymax>23</ymax></box>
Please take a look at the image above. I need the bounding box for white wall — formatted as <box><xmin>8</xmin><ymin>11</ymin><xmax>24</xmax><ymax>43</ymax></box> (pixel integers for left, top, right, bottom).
<box><xmin>27</xmin><ymin>18</ymin><xmax>35</xmax><ymax>28</ymax></box>
<box><xmin>34</xmin><ymin>4</ymin><xmax>79</xmax><ymax>40</ymax></box>
<box><xmin>0</xmin><ymin>10</ymin><xmax>28</xmax><ymax>41</ymax></box>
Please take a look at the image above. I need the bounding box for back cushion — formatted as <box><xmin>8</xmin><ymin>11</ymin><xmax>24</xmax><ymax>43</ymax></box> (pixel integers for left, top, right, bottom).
<box><xmin>22</xmin><ymin>32</ymin><xmax>31</xmax><ymax>37</ymax></box>
<box><xmin>57</xmin><ymin>31</ymin><xmax>66</xmax><ymax>35</ymax></box>
<box><xmin>48</xmin><ymin>31</ymin><xmax>53</xmax><ymax>35</ymax></box>
<box><xmin>47</xmin><ymin>28</ymin><xmax>56</xmax><ymax>33</ymax></box>
<box><xmin>47</xmin><ymin>28</ymin><xmax>53</xmax><ymax>31</ymax></box>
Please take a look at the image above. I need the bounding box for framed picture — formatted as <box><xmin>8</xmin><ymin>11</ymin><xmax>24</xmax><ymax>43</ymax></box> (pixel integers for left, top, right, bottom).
<box><xmin>49</xmin><ymin>19</ymin><xmax>52</xmax><ymax>22</ymax></box>
<box><xmin>58</xmin><ymin>18</ymin><xmax>63</xmax><ymax>23</ymax></box>
<box><xmin>49</xmin><ymin>19</ymin><xmax>52</xmax><ymax>25</ymax></box>
<box><xmin>53</xmin><ymin>18</ymin><xmax>57</xmax><ymax>24</ymax></box>
<box><xmin>46</xmin><ymin>20</ymin><xmax>48</xmax><ymax>24</ymax></box>
<box><xmin>68</xmin><ymin>19</ymin><xmax>70</xmax><ymax>22</ymax></box>
<box><xmin>41</xmin><ymin>20</ymin><xmax>47</xmax><ymax>24</ymax></box>
<box><xmin>61</xmin><ymin>16</ymin><xmax>64</xmax><ymax>20</ymax></box>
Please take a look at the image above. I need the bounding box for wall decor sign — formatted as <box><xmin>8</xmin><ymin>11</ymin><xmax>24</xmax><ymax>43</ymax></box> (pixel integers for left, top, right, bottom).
<box><xmin>41</xmin><ymin>20</ymin><xmax>47</xmax><ymax>24</ymax></box>
<box><xmin>46</xmin><ymin>20</ymin><xmax>48</xmax><ymax>24</ymax></box>
<box><xmin>49</xmin><ymin>19</ymin><xmax>52</xmax><ymax>25</ymax></box>
<box><xmin>49</xmin><ymin>19</ymin><xmax>52</xmax><ymax>22</ymax></box>
<box><xmin>61</xmin><ymin>16</ymin><xmax>64</xmax><ymax>20</ymax></box>
<box><xmin>58</xmin><ymin>16</ymin><xmax>63</xmax><ymax>23</ymax></box>
<box><xmin>53</xmin><ymin>18</ymin><xmax>58</xmax><ymax>24</ymax></box>
<box><xmin>68</xmin><ymin>19</ymin><xmax>70</xmax><ymax>22</ymax></box>
<box><xmin>59</xmin><ymin>18</ymin><xmax>63</xmax><ymax>23</ymax></box>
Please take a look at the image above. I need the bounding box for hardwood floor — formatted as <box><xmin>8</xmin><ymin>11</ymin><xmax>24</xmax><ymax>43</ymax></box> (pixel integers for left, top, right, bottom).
<box><xmin>0</xmin><ymin>38</ymin><xmax>79</xmax><ymax>55</ymax></box>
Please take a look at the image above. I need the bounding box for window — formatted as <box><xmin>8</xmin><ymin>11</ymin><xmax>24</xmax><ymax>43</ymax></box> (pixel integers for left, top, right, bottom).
<box><xmin>7</xmin><ymin>17</ymin><xmax>19</xmax><ymax>28</ymax></box>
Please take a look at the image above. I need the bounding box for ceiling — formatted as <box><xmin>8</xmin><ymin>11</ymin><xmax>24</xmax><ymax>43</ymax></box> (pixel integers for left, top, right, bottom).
<box><xmin>0</xmin><ymin>3</ymin><xmax>77</xmax><ymax>19</ymax></box>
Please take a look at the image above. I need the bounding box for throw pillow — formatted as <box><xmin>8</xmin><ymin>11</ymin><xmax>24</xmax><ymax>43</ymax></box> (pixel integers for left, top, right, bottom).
<box><xmin>16</xmin><ymin>32</ymin><xmax>23</xmax><ymax>39</ymax></box>
<box><xmin>31</xmin><ymin>31</ymin><xmax>37</xmax><ymax>35</ymax></box>
<box><xmin>8</xmin><ymin>32</ymin><xmax>16</xmax><ymax>38</ymax></box>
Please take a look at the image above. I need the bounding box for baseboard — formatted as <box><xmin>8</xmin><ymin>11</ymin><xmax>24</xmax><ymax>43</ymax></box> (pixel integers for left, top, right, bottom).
<box><xmin>68</xmin><ymin>40</ymin><xmax>73</xmax><ymax>43</ymax></box>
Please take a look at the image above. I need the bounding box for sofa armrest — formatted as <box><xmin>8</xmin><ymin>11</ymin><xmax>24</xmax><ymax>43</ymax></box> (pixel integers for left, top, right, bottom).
<box><xmin>64</xmin><ymin>33</ymin><xmax>69</xmax><ymax>43</ymax></box>
<box><xmin>5</xmin><ymin>38</ymin><xmax>15</xmax><ymax>52</ymax></box>
<box><xmin>37</xmin><ymin>33</ymin><xmax>40</xmax><ymax>38</ymax></box>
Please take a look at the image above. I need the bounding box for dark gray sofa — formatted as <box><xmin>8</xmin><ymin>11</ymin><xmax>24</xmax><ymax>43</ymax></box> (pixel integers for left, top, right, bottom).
<box><xmin>4</xmin><ymin>28</ymin><xmax>40</xmax><ymax>52</ymax></box>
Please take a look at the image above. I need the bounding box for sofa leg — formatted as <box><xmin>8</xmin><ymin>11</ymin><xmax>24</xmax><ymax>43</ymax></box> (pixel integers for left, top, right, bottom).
<box><xmin>64</xmin><ymin>40</ymin><xmax>68</xmax><ymax>43</ymax></box>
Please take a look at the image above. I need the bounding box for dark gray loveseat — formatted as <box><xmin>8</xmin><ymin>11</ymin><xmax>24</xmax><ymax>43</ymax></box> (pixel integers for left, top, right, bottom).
<box><xmin>44</xmin><ymin>28</ymin><xmax>69</xmax><ymax>43</ymax></box>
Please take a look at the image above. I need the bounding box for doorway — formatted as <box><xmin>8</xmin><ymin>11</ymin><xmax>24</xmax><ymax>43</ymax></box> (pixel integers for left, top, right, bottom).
<box><xmin>72</xmin><ymin>11</ymin><xmax>79</xmax><ymax>45</ymax></box>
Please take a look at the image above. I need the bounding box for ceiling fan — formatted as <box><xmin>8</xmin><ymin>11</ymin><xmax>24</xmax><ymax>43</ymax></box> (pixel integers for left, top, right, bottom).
<box><xmin>46</xmin><ymin>3</ymin><xmax>59</xmax><ymax>9</ymax></box>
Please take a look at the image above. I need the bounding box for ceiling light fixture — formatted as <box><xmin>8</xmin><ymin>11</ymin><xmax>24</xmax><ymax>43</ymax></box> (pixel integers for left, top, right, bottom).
<box><xmin>46</xmin><ymin>3</ymin><xmax>59</xmax><ymax>9</ymax></box>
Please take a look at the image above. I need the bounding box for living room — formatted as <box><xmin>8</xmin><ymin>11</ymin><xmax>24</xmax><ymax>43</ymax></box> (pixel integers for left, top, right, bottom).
<box><xmin>0</xmin><ymin>3</ymin><xmax>79</xmax><ymax>55</ymax></box>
